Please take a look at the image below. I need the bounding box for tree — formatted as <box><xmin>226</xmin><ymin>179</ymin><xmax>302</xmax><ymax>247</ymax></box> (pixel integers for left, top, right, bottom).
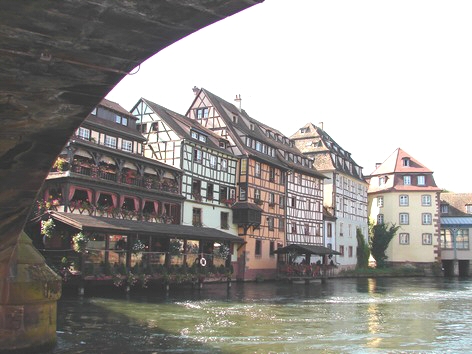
<box><xmin>369</xmin><ymin>221</ymin><xmax>400</xmax><ymax>268</ymax></box>
<box><xmin>356</xmin><ymin>227</ymin><xmax>370</xmax><ymax>269</ymax></box>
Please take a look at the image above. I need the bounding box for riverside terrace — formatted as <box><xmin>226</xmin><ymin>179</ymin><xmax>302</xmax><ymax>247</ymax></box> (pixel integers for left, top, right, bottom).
<box><xmin>27</xmin><ymin>210</ymin><xmax>244</xmax><ymax>292</ymax></box>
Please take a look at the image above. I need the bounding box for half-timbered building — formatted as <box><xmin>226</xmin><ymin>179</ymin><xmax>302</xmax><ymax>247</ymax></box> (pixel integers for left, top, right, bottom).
<box><xmin>291</xmin><ymin>122</ymin><xmax>368</xmax><ymax>270</ymax></box>
<box><xmin>28</xmin><ymin>99</ymin><xmax>242</xmax><ymax>286</ymax></box>
<box><xmin>131</xmin><ymin>98</ymin><xmax>241</xmax><ymax>272</ymax></box>
<box><xmin>186</xmin><ymin>88</ymin><xmax>327</xmax><ymax>280</ymax></box>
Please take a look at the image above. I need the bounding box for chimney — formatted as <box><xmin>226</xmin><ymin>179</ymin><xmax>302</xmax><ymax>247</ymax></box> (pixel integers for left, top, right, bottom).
<box><xmin>192</xmin><ymin>86</ymin><xmax>199</xmax><ymax>95</ymax></box>
<box><xmin>318</xmin><ymin>122</ymin><xmax>324</xmax><ymax>130</ymax></box>
<box><xmin>234</xmin><ymin>94</ymin><xmax>242</xmax><ymax>110</ymax></box>
<box><xmin>375</xmin><ymin>163</ymin><xmax>381</xmax><ymax>169</ymax></box>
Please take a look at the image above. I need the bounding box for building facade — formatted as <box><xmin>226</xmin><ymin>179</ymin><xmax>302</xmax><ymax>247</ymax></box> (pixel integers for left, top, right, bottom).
<box><xmin>439</xmin><ymin>193</ymin><xmax>472</xmax><ymax>276</ymax></box>
<box><xmin>291</xmin><ymin>123</ymin><xmax>368</xmax><ymax>269</ymax></box>
<box><xmin>366</xmin><ymin>148</ymin><xmax>442</xmax><ymax>270</ymax></box>
<box><xmin>186</xmin><ymin>88</ymin><xmax>327</xmax><ymax>280</ymax></box>
<box><xmin>131</xmin><ymin>98</ymin><xmax>241</xmax><ymax>274</ymax></box>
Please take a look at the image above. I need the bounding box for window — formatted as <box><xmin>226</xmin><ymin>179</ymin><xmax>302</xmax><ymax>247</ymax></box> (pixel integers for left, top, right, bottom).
<box><xmin>220</xmin><ymin>212</ymin><xmax>229</xmax><ymax>229</ymax></box>
<box><xmin>348</xmin><ymin>246</ymin><xmax>353</xmax><ymax>257</ymax></box>
<box><xmin>121</xmin><ymin>139</ymin><xmax>132</xmax><ymax>152</ymax></box>
<box><xmin>196</xmin><ymin>107</ymin><xmax>209</xmax><ymax>119</ymax></box>
<box><xmin>279</xmin><ymin>171</ymin><xmax>286</xmax><ymax>185</ymax></box>
<box><xmin>104</xmin><ymin>135</ymin><xmax>117</xmax><ymax>148</ymax></box>
<box><xmin>441</xmin><ymin>204</ymin><xmax>449</xmax><ymax>214</ymax></box>
<box><xmin>255</xmin><ymin>141</ymin><xmax>262</xmax><ymax>152</ymax></box>
<box><xmin>377</xmin><ymin>214</ymin><xmax>384</xmax><ymax>224</ymax></box>
<box><xmin>399</xmin><ymin>213</ymin><xmax>409</xmax><ymax>225</ymax></box>
<box><xmin>399</xmin><ymin>233</ymin><xmax>410</xmax><ymax>245</ymax></box>
<box><xmin>264</xmin><ymin>193</ymin><xmax>273</xmax><ymax>207</ymax></box>
<box><xmin>399</xmin><ymin>195</ymin><xmax>409</xmax><ymax>206</ymax></box>
<box><xmin>377</xmin><ymin>196</ymin><xmax>384</xmax><ymax>208</ymax></box>
<box><xmin>151</xmin><ymin>122</ymin><xmax>158</xmax><ymax>131</ymax></box>
<box><xmin>221</xmin><ymin>158</ymin><xmax>228</xmax><ymax>172</ymax></box>
<box><xmin>327</xmin><ymin>223</ymin><xmax>332</xmax><ymax>238</ymax></box>
<box><xmin>422</xmin><ymin>233</ymin><xmax>432</xmax><ymax>245</ymax></box>
<box><xmin>466</xmin><ymin>204</ymin><xmax>472</xmax><ymax>214</ymax></box>
<box><xmin>279</xmin><ymin>218</ymin><xmax>285</xmax><ymax>231</ymax></box>
<box><xmin>339</xmin><ymin>245</ymin><xmax>345</xmax><ymax>257</ymax></box>
<box><xmin>198</xmin><ymin>134</ymin><xmax>207</xmax><ymax>143</ymax></box>
<box><xmin>77</xmin><ymin>127</ymin><xmax>90</xmax><ymax>140</ymax></box>
<box><xmin>417</xmin><ymin>175</ymin><xmax>425</xmax><ymax>185</ymax></box>
<box><xmin>207</xmin><ymin>183</ymin><xmax>214</xmax><ymax>200</ymax></box>
<box><xmin>422</xmin><ymin>195</ymin><xmax>431</xmax><ymax>206</ymax></box>
<box><xmin>403</xmin><ymin>175</ymin><xmax>411</xmax><ymax>185</ymax></box>
<box><xmin>209</xmin><ymin>155</ymin><xmax>217</xmax><ymax>169</ymax></box>
<box><xmin>91</xmin><ymin>107</ymin><xmax>97</xmax><ymax>115</ymax></box>
<box><xmin>441</xmin><ymin>229</ymin><xmax>469</xmax><ymax>249</ymax></box>
<box><xmin>422</xmin><ymin>213</ymin><xmax>432</xmax><ymax>225</ymax></box>
<box><xmin>191</xmin><ymin>131</ymin><xmax>198</xmax><ymax>139</ymax></box>
<box><xmin>255</xmin><ymin>162</ymin><xmax>261</xmax><ymax>177</ymax></box>
<box><xmin>402</xmin><ymin>157</ymin><xmax>410</xmax><ymax>167</ymax></box>
<box><xmin>255</xmin><ymin>239</ymin><xmax>262</xmax><ymax>256</ymax></box>
<box><xmin>254</xmin><ymin>189</ymin><xmax>261</xmax><ymax>203</ymax></box>
<box><xmin>379</xmin><ymin>177</ymin><xmax>385</xmax><ymax>186</ymax></box>
<box><xmin>269</xmin><ymin>241</ymin><xmax>275</xmax><ymax>256</ymax></box>
<box><xmin>291</xmin><ymin>223</ymin><xmax>297</xmax><ymax>234</ymax></box>
<box><xmin>192</xmin><ymin>208</ymin><xmax>202</xmax><ymax>227</ymax></box>
<box><xmin>304</xmin><ymin>223</ymin><xmax>309</xmax><ymax>235</ymax></box>
<box><xmin>269</xmin><ymin>167</ymin><xmax>275</xmax><ymax>182</ymax></box>
<box><xmin>240</xmin><ymin>159</ymin><xmax>247</xmax><ymax>175</ymax></box>
<box><xmin>268</xmin><ymin>217</ymin><xmax>274</xmax><ymax>231</ymax></box>
<box><xmin>194</xmin><ymin>149</ymin><xmax>202</xmax><ymax>163</ymax></box>
<box><xmin>239</xmin><ymin>184</ymin><xmax>247</xmax><ymax>201</ymax></box>
<box><xmin>279</xmin><ymin>195</ymin><xmax>285</xmax><ymax>209</ymax></box>
<box><xmin>192</xmin><ymin>179</ymin><xmax>201</xmax><ymax>199</ymax></box>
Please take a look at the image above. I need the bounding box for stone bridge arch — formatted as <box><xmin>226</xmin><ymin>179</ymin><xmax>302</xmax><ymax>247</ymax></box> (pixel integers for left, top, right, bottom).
<box><xmin>0</xmin><ymin>1</ymin><xmax>261</xmax><ymax>351</ymax></box>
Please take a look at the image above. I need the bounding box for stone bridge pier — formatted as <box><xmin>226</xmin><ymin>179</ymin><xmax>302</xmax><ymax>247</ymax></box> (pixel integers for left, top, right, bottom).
<box><xmin>0</xmin><ymin>1</ymin><xmax>261</xmax><ymax>351</ymax></box>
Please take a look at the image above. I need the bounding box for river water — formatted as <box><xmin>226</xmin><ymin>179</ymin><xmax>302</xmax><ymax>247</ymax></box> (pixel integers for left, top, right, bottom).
<box><xmin>49</xmin><ymin>277</ymin><xmax>472</xmax><ymax>353</ymax></box>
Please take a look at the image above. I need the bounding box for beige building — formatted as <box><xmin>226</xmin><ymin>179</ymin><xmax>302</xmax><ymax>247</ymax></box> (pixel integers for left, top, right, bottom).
<box><xmin>366</xmin><ymin>148</ymin><xmax>442</xmax><ymax>269</ymax></box>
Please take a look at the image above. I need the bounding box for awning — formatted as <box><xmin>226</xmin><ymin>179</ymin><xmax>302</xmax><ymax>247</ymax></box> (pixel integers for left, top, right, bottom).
<box><xmin>274</xmin><ymin>243</ymin><xmax>341</xmax><ymax>256</ymax></box>
<box><xmin>33</xmin><ymin>211</ymin><xmax>244</xmax><ymax>243</ymax></box>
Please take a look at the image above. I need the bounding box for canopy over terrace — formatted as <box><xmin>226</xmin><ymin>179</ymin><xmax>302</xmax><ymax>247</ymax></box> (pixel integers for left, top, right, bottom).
<box><xmin>274</xmin><ymin>244</ymin><xmax>341</xmax><ymax>257</ymax></box>
<box><xmin>32</xmin><ymin>211</ymin><xmax>244</xmax><ymax>243</ymax></box>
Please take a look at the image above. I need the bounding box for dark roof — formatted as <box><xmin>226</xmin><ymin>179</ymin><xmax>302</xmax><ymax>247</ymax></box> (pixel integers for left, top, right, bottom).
<box><xmin>274</xmin><ymin>243</ymin><xmax>341</xmax><ymax>256</ymax></box>
<box><xmin>37</xmin><ymin>211</ymin><xmax>244</xmax><ymax>243</ymax></box>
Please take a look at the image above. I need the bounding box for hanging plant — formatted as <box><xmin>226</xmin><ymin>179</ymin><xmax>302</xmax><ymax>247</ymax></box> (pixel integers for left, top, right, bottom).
<box><xmin>132</xmin><ymin>239</ymin><xmax>146</xmax><ymax>255</ymax></box>
<box><xmin>214</xmin><ymin>243</ymin><xmax>231</xmax><ymax>259</ymax></box>
<box><xmin>40</xmin><ymin>218</ymin><xmax>56</xmax><ymax>239</ymax></box>
<box><xmin>169</xmin><ymin>239</ymin><xmax>182</xmax><ymax>255</ymax></box>
<box><xmin>72</xmin><ymin>232</ymin><xmax>89</xmax><ymax>253</ymax></box>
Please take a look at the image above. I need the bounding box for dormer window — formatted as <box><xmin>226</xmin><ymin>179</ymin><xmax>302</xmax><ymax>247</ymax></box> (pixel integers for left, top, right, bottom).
<box><xmin>300</xmin><ymin>127</ymin><xmax>310</xmax><ymax>133</ymax></box>
<box><xmin>402</xmin><ymin>157</ymin><xmax>410</xmax><ymax>167</ymax></box>
<box><xmin>115</xmin><ymin>114</ymin><xmax>128</xmax><ymax>126</ymax></box>
<box><xmin>91</xmin><ymin>108</ymin><xmax>97</xmax><ymax>115</ymax></box>
<box><xmin>417</xmin><ymin>175</ymin><xmax>425</xmax><ymax>185</ymax></box>
<box><xmin>403</xmin><ymin>175</ymin><xmax>411</xmax><ymax>185</ymax></box>
<box><xmin>250</xmin><ymin>123</ymin><xmax>254</xmax><ymax>130</ymax></box>
<box><xmin>232</xmin><ymin>116</ymin><xmax>238</xmax><ymax>124</ymax></box>
<box><xmin>441</xmin><ymin>204</ymin><xmax>449</xmax><ymax>214</ymax></box>
<box><xmin>466</xmin><ymin>204</ymin><xmax>472</xmax><ymax>214</ymax></box>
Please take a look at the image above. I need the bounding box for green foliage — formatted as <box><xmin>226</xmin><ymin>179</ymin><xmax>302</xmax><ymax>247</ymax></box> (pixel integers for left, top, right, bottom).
<box><xmin>369</xmin><ymin>221</ymin><xmax>400</xmax><ymax>268</ymax></box>
<box><xmin>72</xmin><ymin>232</ymin><xmax>89</xmax><ymax>253</ymax></box>
<box><xmin>356</xmin><ymin>228</ymin><xmax>370</xmax><ymax>269</ymax></box>
<box><xmin>40</xmin><ymin>218</ymin><xmax>56</xmax><ymax>238</ymax></box>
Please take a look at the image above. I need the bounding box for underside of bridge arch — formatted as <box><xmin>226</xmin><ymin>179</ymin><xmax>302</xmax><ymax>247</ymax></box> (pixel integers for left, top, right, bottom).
<box><xmin>0</xmin><ymin>1</ymin><xmax>262</xmax><ymax>351</ymax></box>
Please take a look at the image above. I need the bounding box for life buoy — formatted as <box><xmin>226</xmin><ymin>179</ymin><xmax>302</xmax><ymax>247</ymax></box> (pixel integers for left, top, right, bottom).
<box><xmin>199</xmin><ymin>257</ymin><xmax>207</xmax><ymax>267</ymax></box>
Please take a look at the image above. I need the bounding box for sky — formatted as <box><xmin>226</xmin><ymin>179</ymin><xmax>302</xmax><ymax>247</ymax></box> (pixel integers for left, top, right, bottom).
<box><xmin>106</xmin><ymin>0</ymin><xmax>472</xmax><ymax>193</ymax></box>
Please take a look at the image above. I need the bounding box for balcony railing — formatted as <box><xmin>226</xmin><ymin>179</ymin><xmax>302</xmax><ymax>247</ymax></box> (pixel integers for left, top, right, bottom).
<box><xmin>69</xmin><ymin>162</ymin><xmax>179</xmax><ymax>194</ymax></box>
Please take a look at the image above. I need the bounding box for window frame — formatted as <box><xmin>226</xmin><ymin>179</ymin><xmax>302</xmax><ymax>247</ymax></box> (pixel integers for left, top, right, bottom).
<box><xmin>399</xmin><ymin>213</ymin><xmax>409</xmax><ymax>225</ymax></box>
<box><xmin>399</xmin><ymin>233</ymin><xmax>410</xmax><ymax>245</ymax></box>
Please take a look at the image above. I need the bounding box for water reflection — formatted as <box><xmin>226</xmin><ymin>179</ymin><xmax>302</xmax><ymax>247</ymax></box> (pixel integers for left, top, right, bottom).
<box><xmin>49</xmin><ymin>277</ymin><xmax>472</xmax><ymax>353</ymax></box>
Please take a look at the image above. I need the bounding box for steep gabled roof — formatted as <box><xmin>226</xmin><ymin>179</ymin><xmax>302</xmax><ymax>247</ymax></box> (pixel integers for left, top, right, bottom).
<box><xmin>291</xmin><ymin>122</ymin><xmax>365</xmax><ymax>182</ymax></box>
<box><xmin>100</xmin><ymin>98</ymin><xmax>137</xmax><ymax>120</ymax></box>
<box><xmin>194</xmin><ymin>88</ymin><xmax>325</xmax><ymax>179</ymax></box>
<box><xmin>370</xmin><ymin>148</ymin><xmax>432</xmax><ymax>176</ymax></box>
<box><xmin>140</xmin><ymin>98</ymin><xmax>232</xmax><ymax>155</ymax></box>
